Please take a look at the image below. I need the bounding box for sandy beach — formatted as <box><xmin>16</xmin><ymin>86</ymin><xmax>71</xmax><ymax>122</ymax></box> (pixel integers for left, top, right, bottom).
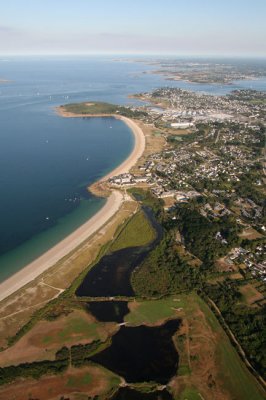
<box><xmin>102</xmin><ymin>116</ymin><xmax>146</xmax><ymax>179</ymax></box>
<box><xmin>0</xmin><ymin>116</ymin><xmax>145</xmax><ymax>302</ymax></box>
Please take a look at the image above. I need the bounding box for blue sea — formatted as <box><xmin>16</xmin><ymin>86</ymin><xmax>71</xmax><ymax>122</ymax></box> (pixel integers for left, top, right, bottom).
<box><xmin>0</xmin><ymin>56</ymin><xmax>265</xmax><ymax>282</ymax></box>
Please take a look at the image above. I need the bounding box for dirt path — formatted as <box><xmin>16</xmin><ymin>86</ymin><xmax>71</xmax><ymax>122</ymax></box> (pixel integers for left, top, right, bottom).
<box><xmin>0</xmin><ymin>296</ymin><xmax>59</xmax><ymax>321</ymax></box>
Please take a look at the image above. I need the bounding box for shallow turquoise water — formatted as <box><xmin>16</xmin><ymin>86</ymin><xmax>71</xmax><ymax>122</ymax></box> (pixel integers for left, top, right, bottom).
<box><xmin>0</xmin><ymin>198</ymin><xmax>105</xmax><ymax>281</ymax></box>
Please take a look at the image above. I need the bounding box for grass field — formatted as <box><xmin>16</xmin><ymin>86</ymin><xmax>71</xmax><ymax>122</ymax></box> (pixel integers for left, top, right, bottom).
<box><xmin>0</xmin><ymin>309</ymin><xmax>117</xmax><ymax>367</ymax></box>
<box><xmin>125</xmin><ymin>297</ymin><xmax>186</xmax><ymax>326</ymax></box>
<box><xmin>42</xmin><ymin>315</ymin><xmax>100</xmax><ymax>345</ymax></box>
<box><xmin>178</xmin><ymin>387</ymin><xmax>202</xmax><ymax>400</ymax></box>
<box><xmin>216</xmin><ymin>337</ymin><xmax>265</xmax><ymax>400</ymax></box>
<box><xmin>109</xmin><ymin>210</ymin><xmax>156</xmax><ymax>252</ymax></box>
<box><xmin>217</xmin><ymin>334</ymin><xmax>266</xmax><ymax>400</ymax></box>
<box><xmin>196</xmin><ymin>296</ymin><xmax>221</xmax><ymax>333</ymax></box>
<box><xmin>196</xmin><ymin>296</ymin><xmax>265</xmax><ymax>400</ymax></box>
<box><xmin>37</xmin><ymin>310</ymin><xmax>117</xmax><ymax>348</ymax></box>
<box><xmin>239</xmin><ymin>283</ymin><xmax>264</xmax><ymax>306</ymax></box>
<box><xmin>166</xmin><ymin>292</ymin><xmax>266</xmax><ymax>400</ymax></box>
<box><xmin>66</xmin><ymin>371</ymin><xmax>92</xmax><ymax>387</ymax></box>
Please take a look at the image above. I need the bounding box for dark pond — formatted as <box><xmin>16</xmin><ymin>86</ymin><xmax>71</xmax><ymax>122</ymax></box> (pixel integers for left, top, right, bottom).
<box><xmin>76</xmin><ymin>207</ymin><xmax>163</xmax><ymax>297</ymax></box>
<box><xmin>90</xmin><ymin>319</ymin><xmax>180</xmax><ymax>383</ymax></box>
<box><xmin>110</xmin><ymin>387</ymin><xmax>174</xmax><ymax>400</ymax></box>
<box><xmin>86</xmin><ymin>301</ymin><xmax>129</xmax><ymax>323</ymax></box>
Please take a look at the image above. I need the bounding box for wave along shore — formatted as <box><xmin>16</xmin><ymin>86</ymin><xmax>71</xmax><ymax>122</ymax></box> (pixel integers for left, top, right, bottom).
<box><xmin>0</xmin><ymin>115</ymin><xmax>145</xmax><ymax>302</ymax></box>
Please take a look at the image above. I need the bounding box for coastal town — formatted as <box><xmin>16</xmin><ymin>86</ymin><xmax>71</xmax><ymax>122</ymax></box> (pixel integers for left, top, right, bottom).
<box><xmin>133</xmin><ymin>87</ymin><xmax>266</xmax><ymax>122</ymax></box>
<box><xmin>109</xmin><ymin>88</ymin><xmax>266</xmax><ymax>283</ymax></box>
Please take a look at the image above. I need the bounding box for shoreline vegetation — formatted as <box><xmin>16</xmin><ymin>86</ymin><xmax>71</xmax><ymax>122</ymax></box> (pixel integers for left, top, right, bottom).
<box><xmin>0</xmin><ymin>102</ymin><xmax>146</xmax><ymax>303</ymax></box>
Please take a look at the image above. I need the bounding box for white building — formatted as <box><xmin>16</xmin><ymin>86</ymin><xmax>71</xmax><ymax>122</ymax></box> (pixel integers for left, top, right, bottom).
<box><xmin>171</xmin><ymin>122</ymin><xmax>194</xmax><ymax>129</ymax></box>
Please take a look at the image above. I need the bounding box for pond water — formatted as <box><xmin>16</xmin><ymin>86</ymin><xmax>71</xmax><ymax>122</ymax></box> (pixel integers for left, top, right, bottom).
<box><xmin>76</xmin><ymin>207</ymin><xmax>163</xmax><ymax>297</ymax></box>
<box><xmin>90</xmin><ymin>319</ymin><xmax>180</xmax><ymax>383</ymax></box>
<box><xmin>86</xmin><ymin>301</ymin><xmax>129</xmax><ymax>323</ymax></box>
<box><xmin>110</xmin><ymin>387</ymin><xmax>174</xmax><ymax>400</ymax></box>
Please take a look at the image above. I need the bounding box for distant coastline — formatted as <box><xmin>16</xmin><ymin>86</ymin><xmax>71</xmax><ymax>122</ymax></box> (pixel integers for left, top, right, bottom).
<box><xmin>0</xmin><ymin>109</ymin><xmax>145</xmax><ymax>302</ymax></box>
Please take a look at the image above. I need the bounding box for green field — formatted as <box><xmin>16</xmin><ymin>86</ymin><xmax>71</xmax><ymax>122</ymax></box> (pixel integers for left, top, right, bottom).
<box><xmin>196</xmin><ymin>296</ymin><xmax>221</xmax><ymax>333</ymax></box>
<box><xmin>197</xmin><ymin>297</ymin><xmax>266</xmax><ymax>400</ymax></box>
<box><xmin>125</xmin><ymin>297</ymin><xmax>186</xmax><ymax>326</ymax></box>
<box><xmin>178</xmin><ymin>365</ymin><xmax>191</xmax><ymax>376</ymax></box>
<box><xmin>41</xmin><ymin>313</ymin><xmax>107</xmax><ymax>346</ymax></box>
<box><xmin>216</xmin><ymin>336</ymin><xmax>265</xmax><ymax>400</ymax></box>
<box><xmin>59</xmin><ymin>318</ymin><xmax>98</xmax><ymax>341</ymax></box>
<box><xmin>66</xmin><ymin>372</ymin><xmax>92</xmax><ymax>387</ymax></box>
<box><xmin>110</xmin><ymin>210</ymin><xmax>156</xmax><ymax>252</ymax></box>
<box><xmin>178</xmin><ymin>387</ymin><xmax>202</xmax><ymax>400</ymax></box>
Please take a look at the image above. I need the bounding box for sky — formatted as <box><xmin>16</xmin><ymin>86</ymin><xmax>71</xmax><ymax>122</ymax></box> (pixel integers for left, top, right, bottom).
<box><xmin>0</xmin><ymin>0</ymin><xmax>266</xmax><ymax>56</ymax></box>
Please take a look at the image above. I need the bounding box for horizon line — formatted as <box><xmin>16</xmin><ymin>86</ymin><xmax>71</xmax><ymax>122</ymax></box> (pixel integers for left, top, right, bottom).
<box><xmin>0</xmin><ymin>53</ymin><xmax>266</xmax><ymax>59</ymax></box>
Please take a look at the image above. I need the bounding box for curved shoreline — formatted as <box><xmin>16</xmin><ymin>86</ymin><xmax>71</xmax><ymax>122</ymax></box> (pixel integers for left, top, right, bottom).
<box><xmin>0</xmin><ymin>116</ymin><xmax>145</xmax><ymax>303</ymax></box>
<box><xmin>55</xmin><ymin>109</ymin><xmax>146</xmax><ymax>181</ymax></box>
<box><xmin>102</xmin><ymin>115</ymin><xmax>146</xmax><ymax>180</ymax></box>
